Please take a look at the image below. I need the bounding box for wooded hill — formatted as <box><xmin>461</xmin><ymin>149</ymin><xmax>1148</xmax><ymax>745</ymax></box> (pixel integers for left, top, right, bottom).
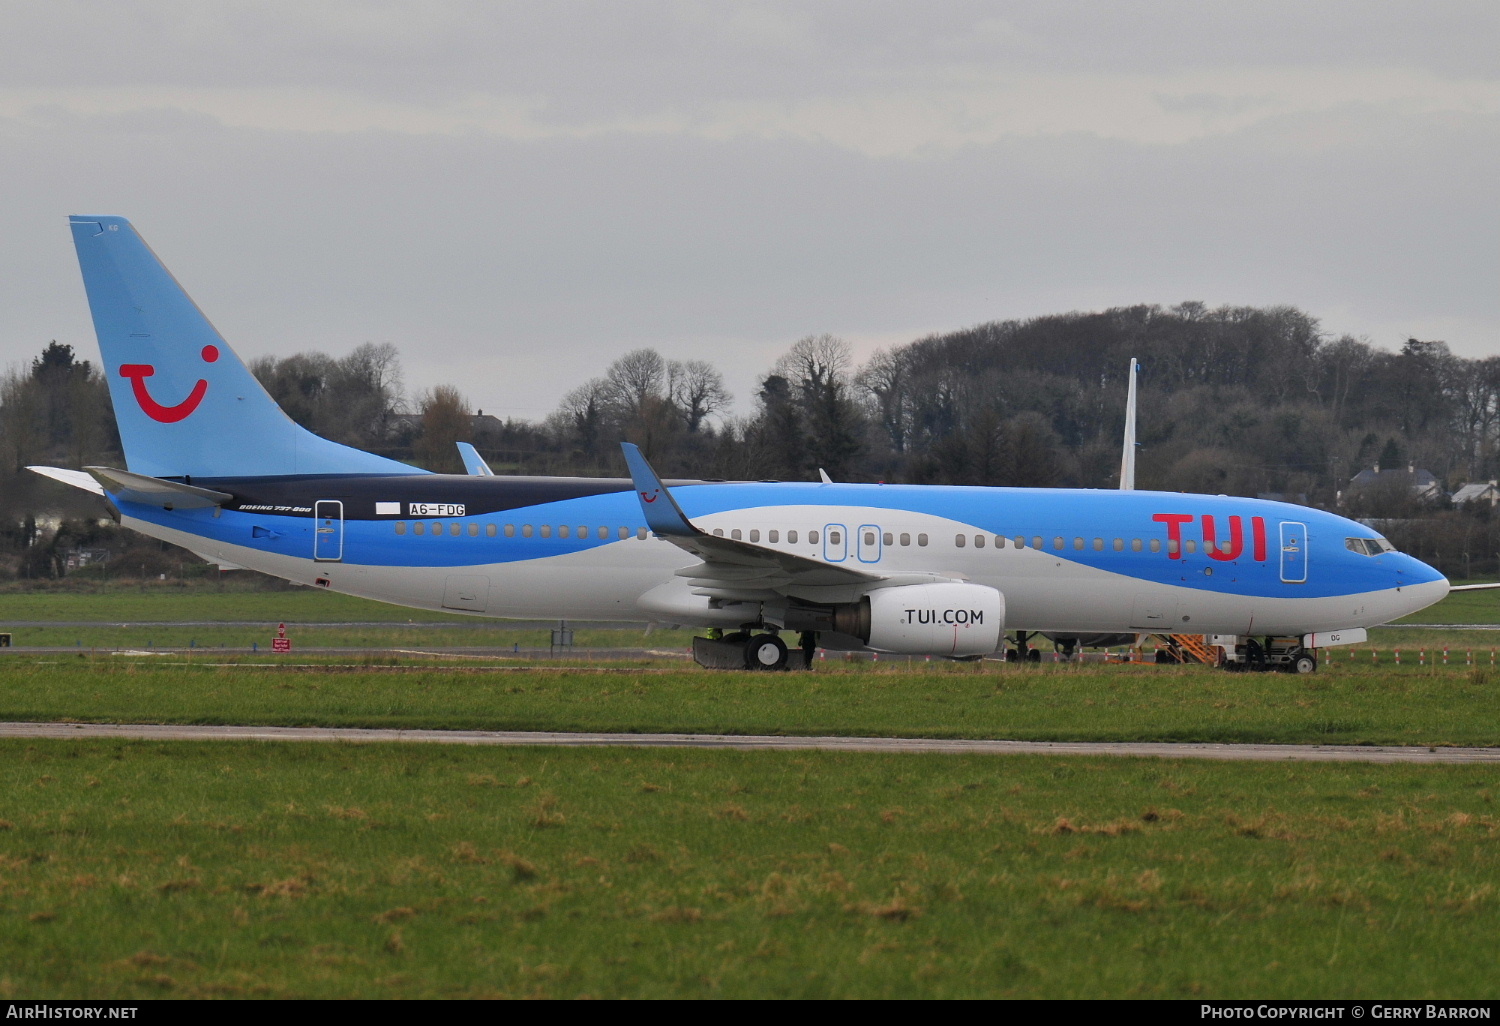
<box><xmin>5</xmin><ymin>301</ymin><xmax>1500</xmax><ymax>579</ymax></box>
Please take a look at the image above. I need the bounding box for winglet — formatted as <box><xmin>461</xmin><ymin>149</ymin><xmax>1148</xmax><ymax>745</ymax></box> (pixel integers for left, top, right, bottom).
<box><xmin>818</xmin><ymin>468</ymin><xmax>833</xmax><ymax>484</ymax></box>
<box><xmin>621</xmin><ymin>442</ymin><xmax>696</xmax><ymax>538</ymax></box>
<box><xmin>456</xmin><ymin>442</ymin><xmax>494</xmax><ymax>476</ymax></box>
<box><xmin>1119</xmin><ymin>357</ymin><xmax>1138</xmax><ymax>491</ymax></box>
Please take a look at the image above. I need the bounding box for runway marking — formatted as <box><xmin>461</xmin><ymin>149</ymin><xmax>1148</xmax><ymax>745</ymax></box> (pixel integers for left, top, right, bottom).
<box><xmin>0</xmin><ymin>722</ymin><xmax>1495</xmax><ymax>764</ymax></box>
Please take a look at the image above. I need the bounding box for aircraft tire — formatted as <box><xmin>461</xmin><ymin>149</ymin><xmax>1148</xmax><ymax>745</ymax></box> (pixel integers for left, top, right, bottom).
<box><xmin>1291</xmin><ymin>651</ymin><xmax>1318</xmax><ymax>674</ymax></box>
<box><xmin>746</xmin><ymin>634</ymin><xmax>788</xmax><ymax>671</ymax></box>
<box><xmin>1005</xmin><ymin>649</ymin><xmax>1019</xmax><ymax>662</ymax></box>
<box><xmin>1025</xmin><ymin>649</ymin><xmax>1041</xmax><ymax>663</ymax></box>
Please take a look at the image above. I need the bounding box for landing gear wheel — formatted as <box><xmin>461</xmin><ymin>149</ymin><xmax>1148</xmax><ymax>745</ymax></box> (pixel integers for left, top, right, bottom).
<box><xmin>1291</xmin><ymin>650</ymin><xmax>1317</xmax><ymax>674</ymax></box>
<box><xmin>746</xmin><ymin>634</ymin><xmax>788</xmax><ymax>671</ymax></box>
<box><xmin>1005</xmin><ymin>649</ymin><xmax>1020</xmax><ymax>663</ymax></box>
<box><xmin>1025</xmin><ymin>648</ymin><xmax>1041</xmax><ymax>663</ymax></box>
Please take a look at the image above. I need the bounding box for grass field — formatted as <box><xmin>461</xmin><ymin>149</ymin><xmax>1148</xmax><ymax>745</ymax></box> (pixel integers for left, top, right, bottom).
<box><xmin>1</xmin><ymin>656</ymin><xmax>1498</xmax><ymax>748</ymax></box>
<box><xmin>2</xmin><ymin>583</ymin><xmax>1498</xmax><ymax>998</ymax></box>
<box><xmin>0</xmin><ymin>739</ymin><xmax>1495</xmax><ymax>999</ymax></box>
<box><xmin>1</xmin><ymin>584</ymin><xmax>1497</xmax><ymax>654</ymax></box>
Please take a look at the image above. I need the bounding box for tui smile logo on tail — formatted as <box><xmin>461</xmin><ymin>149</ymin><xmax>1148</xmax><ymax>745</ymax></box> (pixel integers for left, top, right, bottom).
<box><xmin>118</xmin><ymin>345</ymin><xmax>219</xmax><ymax>423</ymax></box>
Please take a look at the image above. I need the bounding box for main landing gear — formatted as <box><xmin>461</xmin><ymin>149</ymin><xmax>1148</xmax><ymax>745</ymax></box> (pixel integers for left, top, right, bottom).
<box><xmin>691</xmin><ymin>628</ymin><xmax>806</xmax><ymax>671</ymax></box>
<box><xmin>1005</xmin><ymin>632</ymin><xmax>1043</xmax><ymax>663</ymax></box>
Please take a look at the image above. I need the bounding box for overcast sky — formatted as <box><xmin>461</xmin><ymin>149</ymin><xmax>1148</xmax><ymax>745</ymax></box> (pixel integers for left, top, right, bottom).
<box><xmin>1</xmin><ymin>0</ymin><xmax>1495</xmax><ymax>421</ymax></box>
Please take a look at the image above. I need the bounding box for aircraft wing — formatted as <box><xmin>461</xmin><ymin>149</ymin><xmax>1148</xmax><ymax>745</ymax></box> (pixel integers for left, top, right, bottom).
<box><xmin>1449</xmin><ymin>583</ymin><xmax>1500</xmax><ymax>592</ymax></box>
<box><xmin>621</xmin><ymin>443</ymin><xmax>879</xmax><ymax>596</ymax></box>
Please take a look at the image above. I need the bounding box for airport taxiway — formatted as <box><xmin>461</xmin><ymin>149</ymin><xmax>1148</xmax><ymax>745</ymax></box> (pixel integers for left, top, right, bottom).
<box><xmin>2</xmin><ymin>721</ymin><xmax>1496</xmax><ymax>764</ymax></box>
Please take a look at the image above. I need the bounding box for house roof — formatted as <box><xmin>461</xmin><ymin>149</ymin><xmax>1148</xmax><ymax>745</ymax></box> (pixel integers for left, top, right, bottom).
<box><xmin>1349</xmin><ymin>467</ymin><xmax>1439</xmax><ymax>489</ymax></box>
<box><xmin>1452</xmin><ymin>483</ymin><xmax>1499</xmax><ymax>503</ymax></box>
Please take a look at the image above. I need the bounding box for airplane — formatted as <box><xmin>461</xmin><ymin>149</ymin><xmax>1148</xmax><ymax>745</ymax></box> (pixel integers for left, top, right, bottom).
<box><xmin>30</xmin><ymin>215</ymin><xmax>1457</xmax><ymax>673</ymax></box>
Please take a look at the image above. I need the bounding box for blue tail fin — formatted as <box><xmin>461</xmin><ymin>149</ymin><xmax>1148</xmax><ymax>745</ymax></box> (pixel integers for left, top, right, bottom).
<box><xmin>68</xmin><ymin>216</ymin><xmax>423</xmax><ymax>479</ymax></box>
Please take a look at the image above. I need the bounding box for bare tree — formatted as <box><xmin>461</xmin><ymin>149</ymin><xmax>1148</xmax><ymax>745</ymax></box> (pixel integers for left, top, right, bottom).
<box><xmin>668</xmin><ymin>359</ymin><xmax>731</xmax><ymax>433</ymax></box>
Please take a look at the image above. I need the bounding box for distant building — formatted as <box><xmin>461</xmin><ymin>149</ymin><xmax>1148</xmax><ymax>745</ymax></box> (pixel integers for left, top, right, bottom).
<box><xmin>1452</xmin><ymin>481</ymin><xmax>1500</xmax><ymax>507</ymax></box>
<box><xmin>1346</xmin><ymin>464</ymin><xmax>1443</xmax><ymax>503</ymax></box>
<box><xmin>63</xmin><ymin>547</ymin><xmax>111</xmax><ymax>572</ymax></box>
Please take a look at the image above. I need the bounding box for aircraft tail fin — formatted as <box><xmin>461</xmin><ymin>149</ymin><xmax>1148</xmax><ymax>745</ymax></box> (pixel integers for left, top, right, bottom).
<box><xmin>1119</xmin><ymin>357</ymin><xmax>1138</xmax><ymax>491</ymax></box>
<box><xmin>68</xmin><ymin>216</ymin><xmax>423</xmax><ymax>480</ymax></box>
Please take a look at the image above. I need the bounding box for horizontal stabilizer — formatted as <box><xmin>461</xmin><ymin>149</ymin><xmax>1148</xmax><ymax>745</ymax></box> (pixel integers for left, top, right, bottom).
<box><xmin>27</xmin><ymin>466</ymin><xmax>105</xmax><ymax>496</ymax></box>
<box><xmin>84</xmin><ymin>466</ymin><xmax>232</xmax><ymax>509</ymax></box>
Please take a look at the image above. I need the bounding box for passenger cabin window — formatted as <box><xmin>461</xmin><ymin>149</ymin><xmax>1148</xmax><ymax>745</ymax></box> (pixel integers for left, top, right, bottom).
<box><xmin>787</xmin><ymin>530</ymin><xmax>798</xmax><ymax>543</ymax></box>
<box><xmin>1113</xmin><ymin>538</ymin><xmax>1123</xmax><ymax>551</ymax></box>
<box><xmin>955</xmin><ymin>534</ymin><xmax>966</xmax><ymax>548</ymax></box>
<box><xmin>558</xmin><ymin>525</ymin><xmax>570</xmax><ymax>539</ymax></box>
<box><xmin>414</xmin><ymin>522</ymin><xmax>425</xmax><ymax>535</ymax></box>
<box><xmin>900</xmin><ymin>533</ymin><xmax>911</xmax><ymax>546</ymax></box>
<box><xmin>769</xmin><ymin>530</ymin><xmax>779</xmax><ymax>543</ymax></box>
<box><xmin>1073</xmin><ymin>537</ymin><xmax>1084</xmax><ymax>550</ymax></box>
<box><xmin>865</xmin><ymin>531</ymin><xmax>877</xmax><ymax>546</ymax></box>
<box><xmin>918</xmin><ymin>534</ymin><xmax>929</xmax><ymax>547</ymax></box>
<box><xmin>995</xmin><ymin>536</ymin><xmax>1005</xmax><ymax>548</ymax></box>
<box><xmin>750</xmin><ymin>529</ymin><xmax>760</xmax><ymax>542</ymax></box>
<box><xmin>1131</xmin><ymin>539</ymin><xmax>1142</xmax><ymax>552</ymax></box>
<box><xmin>487</xmin><ymin>524</ymin><xmax>497</xmax><ymax>537</ymax></box>
<box><xmin>540</xmin><ymin>525</ymin><xmax>551</xmax><ymax>538</ymax></box>
<box><xmin>732</xmin><ymin>529</ymin><xmax>742</xmax><ymax>540</ymax></box>
<box><xmin>809</xmin><ymin>530</ymin><xmax>820</xmax><ymax>544</ymax></box>
<box><xmin>974</xmin><ymin>535</ymin><xmax>985</xmax><ymax>548</ymax></box>
<box><xmin>468</xmin><ymin>524</ymin><xmax>479</xmax><ymax>537</ymax></box>
<box><xmin>395</xmin><ymin>522</ymin><xmax>407</xmax><ymax>535</ymax></box>
<box><xmin>431</xmin><ymin>522</ymin><xmax>442</xmax><ymax>537</ymax></box>
<box><xmin>713</xmin><ymin>528</ymin><xmax>724</xmax><ymax>537</ymax></box>
<box><xmin>636</xmin><ymin>527</ymin><xmax>648</xmax><ymax>540</ymax></box>
<box><xmin>1093</xmin><ymin>538</ymin><xmax>1103</xmax><ymax>551</ymax></box>
<box><xmin>1185</xmin><ymin>540</ymin><xmax>1197</xmax><ymax>554</ymax></box>
<box><xmin>1032</xmin><ymin>536</ymin><xmax>1043</xmax><ymax>550</ymax></box>
<box><xmin>1054</xmin><ymin>537</ymin><xmax>1064</xmax><ymax>550</ymax></box>
<box><xmin>449</xmin><ymin>523</ymin><xmax>460</xmax><ymax>536</ymax></box>
<box><xmin>1166</xmin><ymin>539</ymin><xmax>1178</xmax><ymax>554</ymax></box>
<box><xmin>829</xmin><ymin>530</ymin><xmax>840</xmax><ymax>545</ymax></box>
<box><xmin>1150</xmin><ymin>539</ymin><xmax>1160</xmax><ymax>553</ymax></box>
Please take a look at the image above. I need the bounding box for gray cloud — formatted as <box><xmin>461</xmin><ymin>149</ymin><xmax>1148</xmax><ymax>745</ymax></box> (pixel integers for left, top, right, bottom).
<box><xmin>0</xmin><ymin>1</ymin><xmax>1494</xmax><ymax>422</ymax></box>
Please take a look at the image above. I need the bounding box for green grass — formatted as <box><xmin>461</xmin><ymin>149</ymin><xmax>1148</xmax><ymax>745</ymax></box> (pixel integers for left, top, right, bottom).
<box><xmin>0</xmin><ymin>739</ymin><xmax>1493</xmax><ymax>998</ymax></box>
<box><xmin>2</xmin><ymin>657</ymin><xmax>1498</xmax><ymax>747</ymax></box>
<box><xmin>2</xmin><ymin>625</ymin><xmax>695</xmax><ymax>652</ymax></box>
<box><xmin>0</xmin><ymin>587</ymin><xmax>472</xmax><ymax>624</ymax></box>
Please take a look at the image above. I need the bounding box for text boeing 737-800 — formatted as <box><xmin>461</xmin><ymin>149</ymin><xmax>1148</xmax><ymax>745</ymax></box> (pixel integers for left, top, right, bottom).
<box><xmin>30</xmin><ymin>216</ymin><xmax>1451</xmax><ymax>671</ymax></box>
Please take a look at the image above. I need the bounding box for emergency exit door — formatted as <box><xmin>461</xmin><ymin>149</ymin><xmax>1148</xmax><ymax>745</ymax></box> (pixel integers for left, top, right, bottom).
<box><xmin>314</xmin><ymin>501</ymin><xmax>344</xmax><ymax>562</ymax></box>
<box><xmin>1279</xmin><ymin>521</ymin><xmax>1307</xmax><ymax>583</ymax></box>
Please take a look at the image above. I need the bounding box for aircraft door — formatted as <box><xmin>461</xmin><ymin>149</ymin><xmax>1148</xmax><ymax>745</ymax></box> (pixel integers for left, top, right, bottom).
<box><xmin>823</xmin><ymin>524</ymin><xmax>848</xmax><ymax>562</ymax></box>
<box><xmin>1279</xmin><ymin>521</ymin><xmax>1307</xmax><ymax>583</ymax></box>
<box><xmin>314</xmin><ymin>501</ymin><xmax>344</xmax><ymax>562</ymax></box>
<box><xmin>857</xmin><ymin>524</ymin><xmax>882</xmax><ymax>563</ymax></box>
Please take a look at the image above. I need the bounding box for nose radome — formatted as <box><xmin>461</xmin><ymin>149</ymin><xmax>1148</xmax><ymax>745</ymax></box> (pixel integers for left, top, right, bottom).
<box><xmin>1397</xmin><ymin>577</ymin><xmax>1449</xmax><ymax>620</ymax></box>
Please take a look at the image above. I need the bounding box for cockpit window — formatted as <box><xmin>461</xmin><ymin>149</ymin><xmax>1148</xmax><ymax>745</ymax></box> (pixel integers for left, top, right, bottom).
<box><xmin>1346</xmin><ymin>537</ymin><xmax>1396</xmax><ymax>556</ymax></box>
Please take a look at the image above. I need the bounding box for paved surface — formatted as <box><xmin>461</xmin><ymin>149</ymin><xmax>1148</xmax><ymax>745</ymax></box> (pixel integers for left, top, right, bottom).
<box><xmin>1</xmin><ymin>721</ymin><xmax>1495</xmax><ymax>764</ymax></box>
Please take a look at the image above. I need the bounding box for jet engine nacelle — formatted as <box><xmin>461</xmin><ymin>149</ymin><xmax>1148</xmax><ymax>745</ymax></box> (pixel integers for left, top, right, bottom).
<box><xmin>833</xmin><ymin>582</ymin><xmax>1004</xmax><ymax>657</ymax></box>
